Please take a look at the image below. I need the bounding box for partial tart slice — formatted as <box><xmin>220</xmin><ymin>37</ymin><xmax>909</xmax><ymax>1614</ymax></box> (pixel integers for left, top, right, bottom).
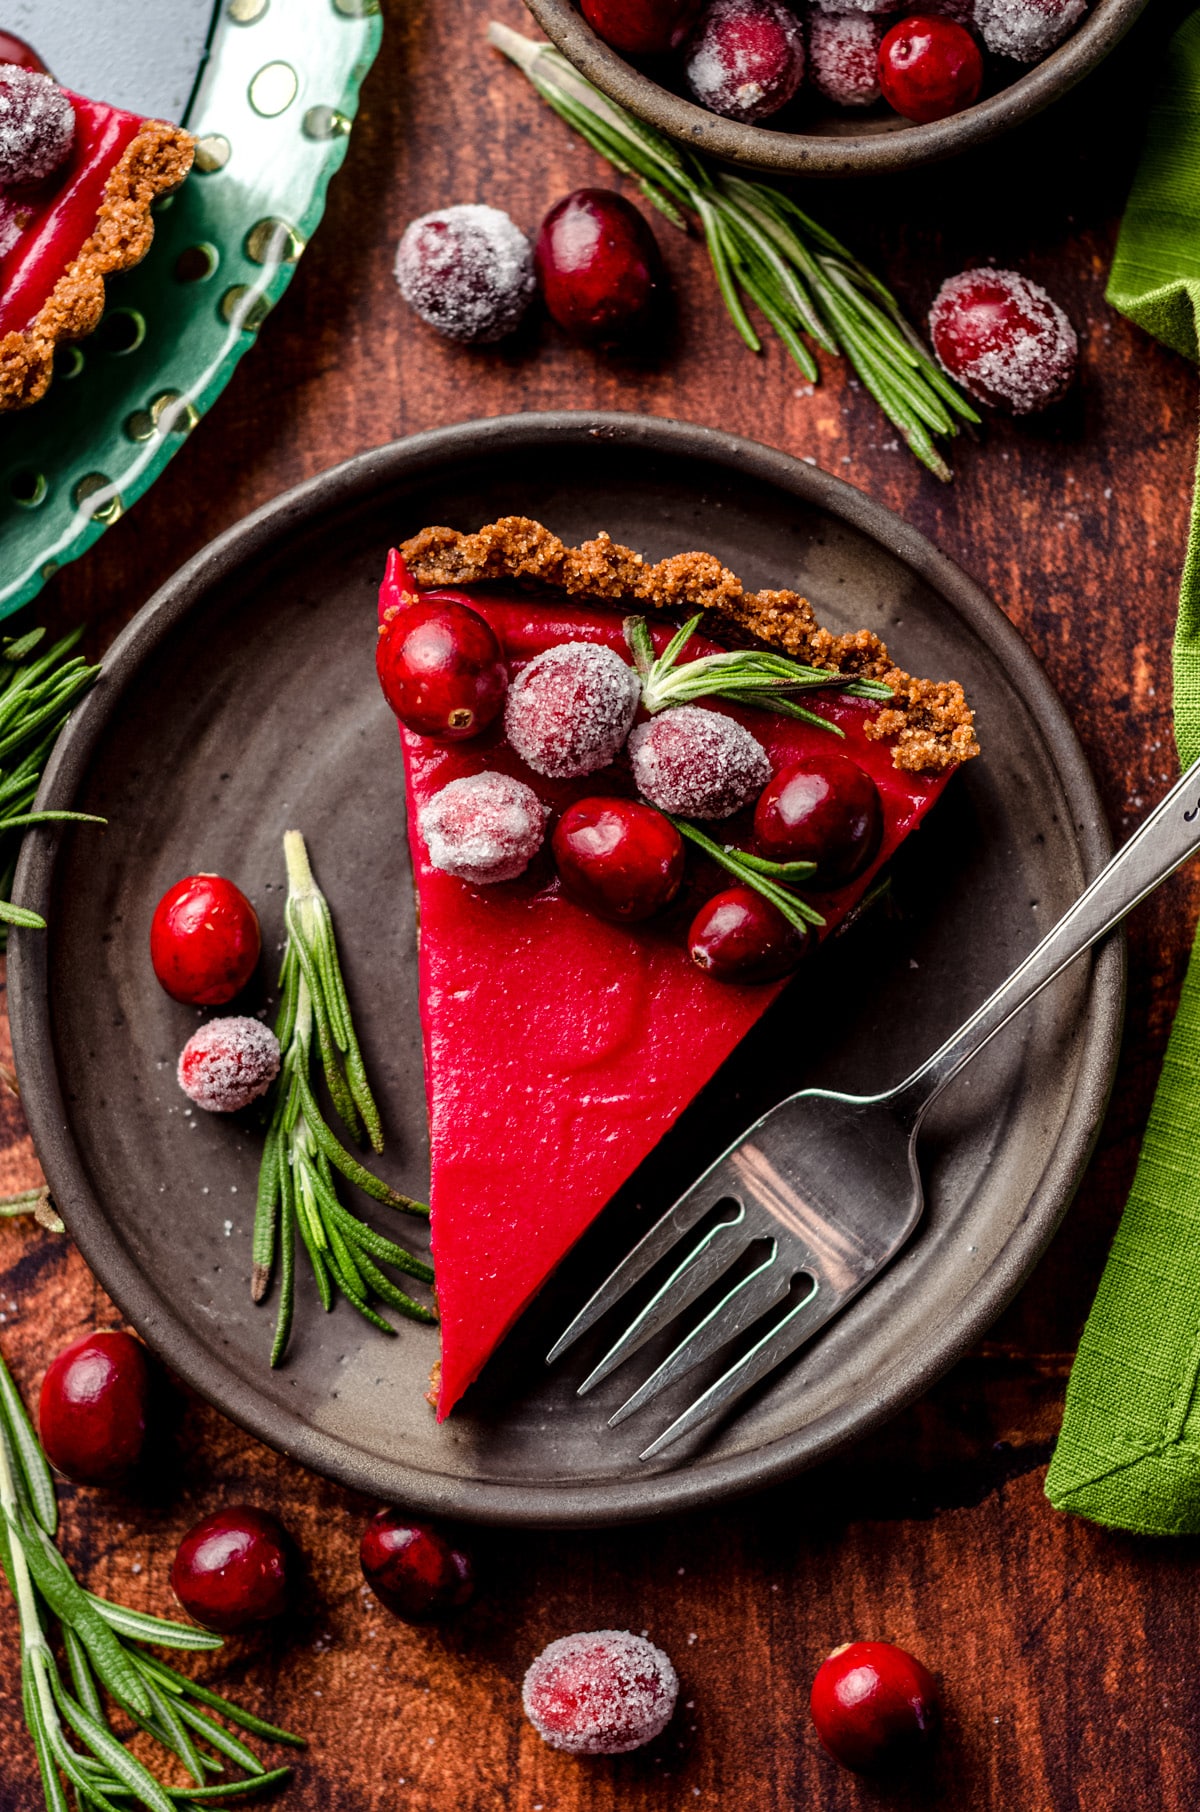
<box><xmin>388</xmin><ymin>517</ymin><xmax>979</xmax><ymax>1419</ymax></box>
<box><xmin>0</xmin><ymin>55</ymin><xmax>193</xmax><ymax>410</ymax></box>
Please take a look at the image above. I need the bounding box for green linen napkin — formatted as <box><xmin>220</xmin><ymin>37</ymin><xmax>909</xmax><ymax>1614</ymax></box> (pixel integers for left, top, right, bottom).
<box><xmin>1045</xmin><ymin>8</ymin><xmax>1200</xmax><ymax>1534</ymax></box>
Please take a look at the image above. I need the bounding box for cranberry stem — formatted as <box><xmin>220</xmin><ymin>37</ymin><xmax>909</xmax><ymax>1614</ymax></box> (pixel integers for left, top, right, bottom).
<box><xmin>672</xmin><ymin>817</ymin><xmax>826</xmax><ymax>931</ymax></box>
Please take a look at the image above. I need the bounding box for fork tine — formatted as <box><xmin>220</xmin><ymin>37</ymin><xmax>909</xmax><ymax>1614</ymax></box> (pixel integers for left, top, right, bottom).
<box><xmin>637</xmin><ymin>1278</ymin><xmax>847</xmax><ymax>1460</ymax></box>
<box><xmin>609</xmin><ymin>1253</ymin><xmax>798</xmax><ymax>1427</ymax></box>
<box><xmin>546</xmin><ymin>1180</ymin><xmax>744</xmax><ymax>1365</ymax></box>
<box><xmin>577</xmin><ymin>1215</ymin><xmax>755</xmax><ymax>1396</ymax></box>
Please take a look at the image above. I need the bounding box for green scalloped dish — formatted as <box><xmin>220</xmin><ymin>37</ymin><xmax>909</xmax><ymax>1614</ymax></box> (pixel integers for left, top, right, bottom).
<box><xmin>0</xmin><ymin>0</ymin><xmax>382</xmax><ymax>616</ymax></box>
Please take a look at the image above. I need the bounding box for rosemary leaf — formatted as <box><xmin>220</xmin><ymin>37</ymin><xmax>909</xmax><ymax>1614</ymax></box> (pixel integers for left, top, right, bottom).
<box><xmin>672</xmin><ymin>819</ymin><xmax>826</xmax><ymax>932</ymax></box>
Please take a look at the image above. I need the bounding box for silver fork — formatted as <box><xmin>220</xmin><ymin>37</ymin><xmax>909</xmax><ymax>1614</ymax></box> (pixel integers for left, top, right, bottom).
<box><xmin>548</xmin><ymin>755</ymin><xmax>1200</xmax><ymax>1461</ymax></box>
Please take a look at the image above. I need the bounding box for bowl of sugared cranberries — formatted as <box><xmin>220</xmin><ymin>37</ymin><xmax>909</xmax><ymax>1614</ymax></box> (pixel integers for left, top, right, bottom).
<box><xmin>522</xmin><ymin>0</ymin><xmax>1149</xmax><ymax>175</ymax></box>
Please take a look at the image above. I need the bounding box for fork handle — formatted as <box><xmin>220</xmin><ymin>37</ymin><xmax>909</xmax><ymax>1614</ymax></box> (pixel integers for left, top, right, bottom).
<box><xmin>889</xmin><ymin>753</ymin><xmax>1200</xmax><ymax>1125</ymax></box>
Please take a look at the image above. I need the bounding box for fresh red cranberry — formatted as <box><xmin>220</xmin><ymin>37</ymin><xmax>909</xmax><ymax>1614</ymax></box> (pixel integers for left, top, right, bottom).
<box><xmin>553</xmin><ymin>797</ymin><xmax>684</xmax><ymax>923</ymax></box>
<box><xmin>0</xmin><ymin>30</ymin><xmax>49</xmax><ymax>72</ymax></box>
<box><xmin>753</xmin><ymin>753</ymin><xmax>882</xmax><ymax>888</ymax></box>
<box><xmin>39</xmin><ymin>1331</ymin><xmax>152</xmax><ymax>1486</ymax></box>
<box><xmin>393</xmin><ymin>204</ymin><xmax>535</xmax><ymax>344</ymax></box>
<box><xmin>877</xmin><ymin>15</ymin><xmax>982</xmax><ymax>123</ymax></box>
<box><xmin>809</xmin><ymin>1640</ymin><xmax>940</xmax><ymax>1773</ymax></box>
<box><xmin>688</xmin><ymin>885</ymin><xmax>806</xmax><ymax>982</ymax></box>
<box><xmin>359</xmin><ymin>1510</ymin><xmax>474</xmax><ymax>1622</ymax></box>
<box><xmin>929</xmin><ymin>267</ymin><xmax>1078</xmax><ymax>414</ymax></box>
<box><xmin>171</xmin><ymin>1506</ymin><xmax>293</xmax><ymax>1633</ymax></box>
<box><xmin>150</xmin><ymin>874</ymin><xmax>261</xmax><ymax>1007</ymax></box>
<box><xmin>523</xmin><ymin>1629</ymin><xmax>679</xmax><ymax>1755</ymax></box>
<box><xmin>376</xmin><ymin>597</ymin><xmax>507</xmax><ymax>740</ymax></box>
<box><xmin>535</xmin><ymin>189</ymin><xmax>666</xmax><ymax>350</ymax></box>
<box><xmin>684</xmin><ymin>0</ymin><xmax>805</xmax><ymax>123</ymax></box>
<box><xmin>581</xmin><ymin>0</ymin><xmax>701</xmax><ymax>53</ymax></box>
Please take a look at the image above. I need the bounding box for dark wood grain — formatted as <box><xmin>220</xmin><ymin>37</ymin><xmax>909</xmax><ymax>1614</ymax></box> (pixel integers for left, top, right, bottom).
<box><xmin>1</xmin><ymin>0</ymin><xmax>1198</xmax><ymax>1804</ymax></box>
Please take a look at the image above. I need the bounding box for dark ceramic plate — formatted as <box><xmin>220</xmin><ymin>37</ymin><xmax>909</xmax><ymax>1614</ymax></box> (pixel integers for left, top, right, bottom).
<box><xmin>9</xmin><ymin>414</ymin><xmax>1121</xmax><ymax>1527</ymax></box>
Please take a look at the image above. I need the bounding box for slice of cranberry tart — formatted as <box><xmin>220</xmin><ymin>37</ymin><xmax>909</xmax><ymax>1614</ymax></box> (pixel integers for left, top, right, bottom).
<box><xmin>0</xmin><ymin>43</ymin><xmax>193</xmax><ymax>410</ymax></box>
<box><xmin>377</xmin><ymin>516</ymin><xmax>979</xmax><ymax>1419</ymax></box>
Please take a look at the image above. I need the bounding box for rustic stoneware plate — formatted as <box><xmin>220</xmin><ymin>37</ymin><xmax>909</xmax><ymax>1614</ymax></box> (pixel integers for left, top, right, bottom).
<box><xmin>521</xmin><ymin>0</ymin><xmax>1150</xmax><ymax>177</ymax></box>
<box><xmin>8</xmin><ymin>414</ymin><xmax>1121</xmax><ymax>1528</ymax></box>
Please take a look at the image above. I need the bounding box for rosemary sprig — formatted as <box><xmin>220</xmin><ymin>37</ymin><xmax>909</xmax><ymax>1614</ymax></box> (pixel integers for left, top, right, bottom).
<box><xmin>624</xmin><ymin>613</ymin><xmax>893</xmax><ymax>735</ymax></box>
<box><xmin>488</xmin><ymin>24</ymin><xmax>980</xmax><ymax>480</ymax></box>
<box><xmin>671</xmin><ymin>817</ymin><xmax>826</xmax><ymax>933</ymax></box>
<box><xmin>252</xmin><ymin>831</ymin><xmax>435</xmax><ymax>1365</ymax></box>
<box><xmin>0</xmin><ymin>626</ymin><xmax>104</xmax><ymax>939</ymax></box>
<box><xmin>0</xmin><ymin>1344</ymin><xmax>303</xmax><ymax>1811</ymax></box>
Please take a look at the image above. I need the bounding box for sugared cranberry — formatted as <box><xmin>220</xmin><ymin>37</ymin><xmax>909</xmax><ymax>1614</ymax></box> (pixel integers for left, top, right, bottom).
<box><xmin>809</xmin><ymin>1640</ymin><xmax>940</xmax><ymax>1773</ymax></box>
<box><xmin>177</xmin><ymin>1017</ymin><xmax>281</xmax><ymax>1114</ymax></box>
<box><xmin>688</xmin><ymin>885</ymin><xmax>806</xmax><ymax>982</ymax></box>
<box><xmin>150</xmin><ymin>874</ymin><xmax>261</xmax><ymax>1006</ymax></box>
<box><xmin>628</xmin><ymin>705</ymin><xmax>769</xmax><ymax>819</ymax></box>
<box><xmin>171</xmin><ymin>1506</ymin><xmax>293</xmax><ymax>1633</ymax></box>
<box><xmin>928</xmin><ymin>267</ymin><xmax>1078</xmax><ymax>414</ymax></box>
<box><xmin>973</xmin><ymin>0</ymin><xmax>1085</xmax><ymax>60</ymax></box>
<box><xmin>359</xmin><ymin>1510</ymin><xmax>474</xmax><ymax>1622</ymax></box>
<box><xmin>419</xmin><ymin>772</ymin><xmax>547</xmax><ymax>885</ymax></box>
<box><xmin>0</xmin><ymin>31</ymin><xmax>50</xmax><ymax>73</ymax></box>
<box><xmin>377</xmin><ymin>596</ymin><xmax>507</xmax><ymax>740</ymax></box>
<box><xmin>0</xmin><ymin>66</ymin><xmax>74</xmax><ymax>185</ymax></box>
<box><xmin>39</xmin><ymin>1330</ymin><xmax>152</xmax><ymax>1486</ymax></box>
<box><xmin>808</xmin><ymin>12</ymin><xmax>885</xmax><ymax>106</ymax></box>
<box><xmin>505</xmin><ymin>641</ymin><xmax>640</xmax><ymax>779</ymax></box>
<box><xmin>553</xmin><ymin>797</ymin><xmax>684</xmax><ymax>922</ymax></box>
<box><xmin>536</xmin><ymin>189</ymin><xmax>667</xmax><ymax>350</ymax></box>
<box><xmin>685</xmin><ymin>0</ymin><xmax>805</xmax><ymax>121</ymax></box>
<box><xmin>523</xmin><ymin>1629</ymin><xmax>679</xmax><ymax>1755</ymax></box>
<box><xmin>581</xmin><ymin>0</ymin><xmax>701</xmax><ymax>54</ymax></box>
<box><xmin>394</xmin><ymin>204</ymin><xmax>535</xmax><ymax>344</ymax></box>
<box><xmin>753</xmin><ymin>752</ymin><xmax>882</xmax><ymax>888</ymax></box>
<box><xmin>877</xmin><ymin>16</ymin><xmax>982</xmax><ymax>123</ymax></box>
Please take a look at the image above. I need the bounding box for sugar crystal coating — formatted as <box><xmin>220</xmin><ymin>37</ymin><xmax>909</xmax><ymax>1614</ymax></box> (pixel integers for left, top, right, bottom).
<box><xmin>0</xmin><ymin>67</ymin><xmax>75</xmax><ymax>186</ymax></box>
<box><xmin>685</xmin><ymin>0</ymin><xmax>806</xmax><ymax>122</ymax></box>
<box><xmin>808</xmin><ymin>11</ymin><xmax>885</xmax><ymax>105</ymax></box>
<box><xmin>929</xmin><ymin>267</ymin><xmax>1077</xmax><ymax>415</ymax></box>
<box><xmin>419</xmin><ymin>771</ymin><xmax>547</xmax><ymax>885</ymax></box>
<box><xmin>522</xmin><ymin>1629</ymin><xmax>679</xmax><ymax>1756</ymax></box>
<box><xmin>177</xmin><ymin>1018</ymin><xmax>281</xmax><ymax>1115</ymax></box>
<box><xmin>394</xmin><ymin>204</ymin><xmax>535</xmax><ymax>345</ymax></box>
<box><xmin>505</xmin><ymin>641</ymin><xmax>641</xmax><ymax>779</ymax></box>
<box><xmin>973</xmin><ymin>0</ymin><xmax>1086</xmax><ymax>59</ymax></box>
<box><xmin>811</xmin><ymin>0</ymin><xmax>903</xmax><ymax>18</ymax></box>
<box><xmin>629</xmin><ymin>705</ymin><xmax>770</xmax><ymax>819</ymax></box>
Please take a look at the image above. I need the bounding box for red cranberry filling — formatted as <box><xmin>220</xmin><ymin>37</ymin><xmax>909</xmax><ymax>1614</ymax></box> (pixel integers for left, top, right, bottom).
<box><xmin>753</xmin><ymin>751</ymin><xmax>882</xmax><ymax>888</ymax></box>
<box><xmin>171</xmin><ymin>1506</ymin><xmax>294</xmax><ymax>1634</ymax></box>
<box><xmin>928</xmin><ymin>266</ymin><xmax>1078</xmax><ymax>415</ymax></box>
<box><xmin>688</xmin><ymin>884</ymin><xmax>806</xmax><ymax>982</ymax></box>
<box><xmin>377</xmin><ymin>596</ymin><xmax>507</xmax><ymax>740</ymax></box>
<box><xmin>553</xmin><ymin>796</ymin><xmax>684</xmax><ymax>922</ymax></box>
<box><xmin>535</xmin><ymin>188</ymin><xmax>667</xmax><ymax>349</ymax></box>
<box><xmin>39</xmin><ymin>1330</ymin><xmax>152</xmax><ymax>1486</ymax></box>
<box><xmin>359</xmin><ymin>1510</ymin><xmax>475</xmax><ymax>1622</ymax></box>
<box><xmin>684</xmin><ymin>0</ymin><xmax>805</xmax><ymax>121</ymax></box>
<box><xmin>505</xmin><ymin>640</ymin><xmax>640</xmax><ymax>779</ymax></box>
<box><xmin>877</xmin><ymin>15</ymin><xmax>982</xmax><ymax>123</ymax></box>
<box><xmin>522</xmin><ymin>1629</ymin><xmax>679</xmax><ymax>1755</ymax></box>
<box><xmin>150</xmin><ymin>874</ymin><xmax>261</xmax><ymax>1007</ymax></box>
<box><xmin>809</xmin><ymin>1639</ymin><xmax>941</xmax><ymax>1773</ymax></box>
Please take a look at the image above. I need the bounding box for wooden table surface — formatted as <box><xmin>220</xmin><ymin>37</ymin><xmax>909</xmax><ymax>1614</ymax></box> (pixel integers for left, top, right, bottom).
<box><xmin>2</xmin><ymin>1</ymin><xmax>1198</xmax><ymax>1805</ymax></box>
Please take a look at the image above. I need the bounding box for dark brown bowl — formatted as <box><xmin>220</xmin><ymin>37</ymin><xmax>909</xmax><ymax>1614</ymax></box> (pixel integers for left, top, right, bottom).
<box><xmin>522</xmin><ymin>0</ymin><xmax>1150</xmax><ymax>176</ymax></box>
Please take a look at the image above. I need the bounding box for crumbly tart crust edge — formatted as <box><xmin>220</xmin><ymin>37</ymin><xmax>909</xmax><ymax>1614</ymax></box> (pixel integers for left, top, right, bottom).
<box><xmin>401</xmin><ymin>516</ymin><xmax>979</xmax><ymax>774</ymax></box>
<box><xmin>0</xmin><ymin>118</ymin><xmax>195</xmax><ymax>412</ymax></box>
